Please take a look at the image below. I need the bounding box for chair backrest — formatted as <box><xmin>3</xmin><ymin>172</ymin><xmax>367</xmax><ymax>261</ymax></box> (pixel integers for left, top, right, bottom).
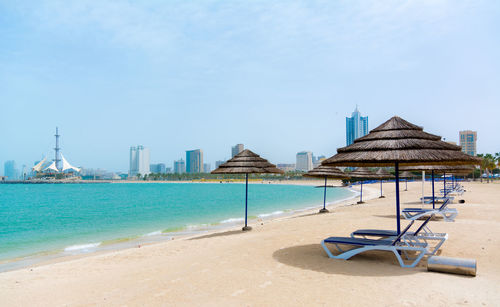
<box><xmin>438</xmin><ymin>198</ymin><xmax>450</xmax><ymax>211</ymax></box>
<box><xmin>413</xmin><ymin>214</ymin><xmax>434</xmax><ymax>236</ymax></box>
<box><xmin>391</xmin><ymin>220</ymin><xmax>415</xmax><ymax>246</ymax></box>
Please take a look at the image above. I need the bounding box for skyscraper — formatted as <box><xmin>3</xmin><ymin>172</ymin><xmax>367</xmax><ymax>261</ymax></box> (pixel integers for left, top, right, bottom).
<box><xmin>459</xmin><ymin>130</ymin><xmax>477</xmax><ymax>156</ymax></box>
<box><xmin>186</xmin><ymin>149</ymin><xmax>203</xmax><ymax>173</ymax></box>
<box><xmin>4</xmin><ymin>160</ymin><xmax>18</xmax><ymax>180</ymax></box>
<box><xmin>346</xmin><ymin>106</ymin><xmax>369</xmax><ymax>146</ymax></box>
<box><xmin>215</xmin><ymin>160</ymin><xmax>225</xmax><ymax>168</ymax></box>
<box><xmin>231</xmin><ymin>144</ymin><xmax>244</xmax><ymax>158</ymax></box>
<box><xmin>296</xmin><ymin>151</ymin><xmax>313</xmax><ymax>172</ymax></box>
<box><xmin>129</xmin><ymin>145</ymin><xmax>150</xmax><ymax>176</ymax></box>
<box><xmin>174</xmin><ymin>159</ymin><xmax>186</xmax><ymax>174</ymax></box>
<box><xmin>203</xmin><ymin>163</ymin><xmax>211</xmax><ymax>173</ymax></box>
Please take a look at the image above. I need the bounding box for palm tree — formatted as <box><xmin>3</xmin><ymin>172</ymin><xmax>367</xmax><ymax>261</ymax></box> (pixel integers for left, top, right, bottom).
<box><xmin>478</xmin><ymin>154</ymin><xmax>496</xmax><ymax>183</ymax></box>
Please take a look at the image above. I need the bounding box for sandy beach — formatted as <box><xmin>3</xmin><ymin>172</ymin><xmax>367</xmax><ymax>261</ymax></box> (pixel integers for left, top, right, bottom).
<box><xmin>1</xmin><ymin>180</ymin><xmax>499</xmax><ymax>306</ymax></box>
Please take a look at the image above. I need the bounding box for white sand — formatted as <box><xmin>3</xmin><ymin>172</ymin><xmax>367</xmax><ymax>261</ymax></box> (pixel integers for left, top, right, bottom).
<box><xmin>1</xmin><ymin>181</ymin><xmax>499</xmax><ymax>306</ymax></box>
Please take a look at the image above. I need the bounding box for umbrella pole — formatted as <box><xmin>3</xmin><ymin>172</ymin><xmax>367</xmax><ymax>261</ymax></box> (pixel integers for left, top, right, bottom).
<box><xmin>319</xmin><ymin>176</ymin><xmax>329</xmax><ymax>213</ymax></box>
<box><xmin>379</xmin><ymin>180</ymin><xmax>384</xmax><ymax>198</ymax></box>
<box><xmin>358</xmin><ymin>181</ymin><xmax>364</xmax><ymax>204</ymax></box>
<box><xmin>395</xmin><ymin>163</ymin><xmax>401</xmax><ymax>236</ymax></box>
<box><xmin>432</xmin><ymin>170</ymin><xmax>435</xmax><ymax>210</ymax></box>
<box><xmin>443</xmin><ymin>172</ymin><xmax>447</xmax><ymax>197</ymax></box>
<box><xmin>422</xmin><ymin>171</ymin><xmax>425</xmax><ymax>205</ymax></box>
<box><xmin>242</xmin><ymin>173</ymin><xmax>251</xmax><ymax>231</ymax></box>
<box><xmin>405</xmin><ymin>178</ymin><xmax>408</xmax><ymax>191</ymax></box>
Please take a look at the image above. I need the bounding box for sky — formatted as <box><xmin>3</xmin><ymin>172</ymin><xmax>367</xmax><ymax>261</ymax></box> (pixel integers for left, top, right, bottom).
<box><xmin>1</xmin><ymin>0</ymin><xmax>499</xmax><ymax>173</ymax></box>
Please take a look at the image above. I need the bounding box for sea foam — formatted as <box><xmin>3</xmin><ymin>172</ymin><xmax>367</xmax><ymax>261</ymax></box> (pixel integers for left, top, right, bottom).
<box><xmin>64</xmin><ymin>242</ymin><xmax>101</xmax><ymax>252</ymax></box>
<box><xmin>258</xmin><ymin>210</ymin><xmax>284</xmax><ymax>218</ymax></box>
<box><xmin>144</xmin><ymin>230</ymin><xmax>162</xmax><ymax>237</ymax></box>
<box><xmin>220</xmin><ymin>217</ymin><xmax>245</xmax><ymax>224</ymax></box>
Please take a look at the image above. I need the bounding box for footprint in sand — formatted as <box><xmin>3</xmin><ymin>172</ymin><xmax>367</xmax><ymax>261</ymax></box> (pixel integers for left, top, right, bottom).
<box><xmin>231</xmin><ymin>289</ymin><xmax>246</xmax><ymax>297</ymax></box>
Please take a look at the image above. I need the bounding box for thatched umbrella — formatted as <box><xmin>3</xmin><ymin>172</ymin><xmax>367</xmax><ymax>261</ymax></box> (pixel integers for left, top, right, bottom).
<box><xmin>303</xmin><ymin>165</ymin><xmax>350</xmax><ymax>213</ymax></box>
<box><xmin>211</xmin><ymin>149</ymin><xmax>283</xmax><ymax>231</ymax></box>
<box><xmin>345</xmin><ymin>167</ymin><xmax>379</xmax><ymax>204</ymax></box>
<box><xmin>322</xmin><ymin>116</ymin><xmax>480</xmax><ymax>235</ymax></box>
<box><xmin>399</xmin><ymin>171</ymin><xmax>417</xmax><ymax>191</ymax></box>
<box><xmin>375</xmin><ymin>168</ymin><xmax>394</xmax><ymax>198</ymax></box>
<box><xmin>400</xmin><ymin>165</ymin><xmax>475</xmax><ymax>208</ymax></box>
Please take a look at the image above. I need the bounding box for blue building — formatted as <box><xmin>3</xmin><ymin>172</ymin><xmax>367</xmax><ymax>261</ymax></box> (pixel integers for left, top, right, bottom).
<box><xmin>150</xmin><ymin>163</ymin><xmax>166</xmax><ymax>174</ymax></box>
<box><xmin>174</xmin><ymin>159</ymin><xmax>186</xmax><ymax>174</ymax></box>
<box><xmin>4</xmin><ymin>160</ymin><xmax>19</xmax><ymax>180</ymax></box>
<box><xmin>346</xmin><ymin>106</ymin><xmax>369</xmax><ymax>146</ymax></box>
<box><xmin>186</xmin><ymin>149</ymin><xmax>203</xmax><ymax>173</ymax></box>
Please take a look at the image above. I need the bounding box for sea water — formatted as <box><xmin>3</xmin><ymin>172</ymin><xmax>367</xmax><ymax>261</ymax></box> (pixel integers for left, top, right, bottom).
<box><xmin>0</xmin><ymin>182</ymin><xmax>355</xmax><ymax>265</ymax></box>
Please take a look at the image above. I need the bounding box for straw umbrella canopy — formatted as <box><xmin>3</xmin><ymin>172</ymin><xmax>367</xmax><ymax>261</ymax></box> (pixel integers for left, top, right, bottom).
<box><xmin>400</xmin><ymin>171</ymin><xmax>417</xmax><ymax>178</ymax></box>
<box><xmin>322</xmin><ymin>116</ymin><xmax>480</xmax><ymax>235</ymax></box>
<box><xmin>304</xmin><ymin>165</ymin><xmax>350</xmax><ymax>213</ymax></box>
<box><xmin>345</xmin><ymin>167</ymin><xmax>379</xmax><ymax>204</ymax></box>
<box><xmin>375</xmin><ymin>168</ymin><xmax>394</xmax><ymax>198</ymax></box>
<box><xmin>211</xmin><ymin>149</ymin><xmax>283</xmax><ymax>231</ymax></box>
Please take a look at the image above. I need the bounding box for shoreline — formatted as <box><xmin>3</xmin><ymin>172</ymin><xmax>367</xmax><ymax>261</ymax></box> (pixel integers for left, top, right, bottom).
<box><xmin>0</xmin><ymin>180</ymin><xmax>370</xmax><ymax>273</ymax></box>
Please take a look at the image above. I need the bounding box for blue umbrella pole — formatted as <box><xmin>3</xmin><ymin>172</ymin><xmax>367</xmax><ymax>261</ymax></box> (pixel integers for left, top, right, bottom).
<box><xmin>443</xmin><ymin>172</ymin><xmax>447</xmax><ymax>197</ymax></box>
<box><xmin>242</xmin><ymin>173</ymin><xmax>252</xmax><ymax>231</ymax></box>
<box><xmin>319</xmin><ymin>176</ymin><xmax>329</xmax><ymax>213</ymax></box>
<box><xmin>432</xmin><ymin>170</ymin><xmax>435</xmax><ymax>209</ymax></box>
<box><xmin>395</xmin><ymin>163</ymin><xmax>401</xmax><ymax>236</ymax></box>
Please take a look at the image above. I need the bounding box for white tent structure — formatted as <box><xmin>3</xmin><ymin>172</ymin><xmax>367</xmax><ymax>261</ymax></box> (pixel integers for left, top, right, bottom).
<box><xmin>33</xmin><ymin>128</ymin><xmax>81</xmax><ymax>177</ymax></box>
<box><xmin>32</xmin><ymin>158</ymin><xmax>47</xmax><ymax>172</ymax></box>
<box><xmin>44</xmin><ymin>161</ymin><xmax>60</xmax><ymax>172</ymax></box>
<box><xmin>61</xmin><ymin>154</ymin><xmax>81</xmax><ymax>172</ymax></box>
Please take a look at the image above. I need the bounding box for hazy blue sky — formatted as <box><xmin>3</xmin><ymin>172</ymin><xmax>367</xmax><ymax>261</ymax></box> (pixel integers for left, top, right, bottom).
<box><xmin>1</xmin><ymin>0</ymin><xmax>499</xmax><ymax>172</ymax></box>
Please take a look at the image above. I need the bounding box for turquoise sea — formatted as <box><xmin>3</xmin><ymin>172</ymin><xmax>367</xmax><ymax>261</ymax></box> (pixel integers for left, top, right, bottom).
<box><xmin>0</xmin><ymin>182</ymin><xmax>355</xmax><ymax>267</ymax></box>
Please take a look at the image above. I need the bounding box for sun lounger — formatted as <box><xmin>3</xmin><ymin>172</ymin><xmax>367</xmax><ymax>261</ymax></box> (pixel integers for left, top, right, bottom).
<box><xmin>440</xmin><ymin>188</ymin><xmax>464</xmax><ymax>196</ymax></box>
<box><xmin>420</xmin><ymin>196</ymin><xmax>455</xmax><ymax>204</ymax></box>
<box><xmin>350</xmin><ymin>215</ymin><xmax>447</xmax><ymax>255</ymax></box>
<box><xmin>321</xmin><ymin>221</ymin><xmax>428</xmax><ymax>268</ymax></box>
<box><xmin>402</xmin><ymin>200</ymin><xmax>457</xmax><ymax>222</ymax></box>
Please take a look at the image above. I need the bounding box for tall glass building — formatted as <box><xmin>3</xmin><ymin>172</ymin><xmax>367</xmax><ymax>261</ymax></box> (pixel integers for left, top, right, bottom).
<box><xmin>186</xmin><ymin>149</ymin><xmax>203</xmax><ymax>173</ymax></box>
<box><xmin>231</xmin><ymin>144</ymin><xmax>244</xmax><ymax>158</ymax></box>
<box><xmin>129</xmin><ymin>145</ymin><xmax>150</xmax><ymax>176</ymax></box>
<box><xmin>4</xmin><ymin>160</ymin><xmax>18</xmax><ymax>180</ymax></box>
<box><xmin>174</xmin><ymin>159</ymin><xmax>186</xmax><ymax>174</ymax></box>
<box><xmin>346</xmin><ymin>106</ymin><xmax>369</xmax><ymax>146</ymax></box>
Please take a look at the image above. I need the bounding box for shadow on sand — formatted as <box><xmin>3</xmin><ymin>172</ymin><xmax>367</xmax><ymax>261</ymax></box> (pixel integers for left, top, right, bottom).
<box><xmin>272</xmin><ymin>244</ymin><xmax>424</xmax><ymax>277</ymax></box>
<box><xmin>373</xmin><ymin>214</ymin><xmax>443</xmax><ymax>221</ymax></box>
<box><xmin>188</xmin><ymin>230</ymin><xmax>246</xmax><ymax>240</ymax></box>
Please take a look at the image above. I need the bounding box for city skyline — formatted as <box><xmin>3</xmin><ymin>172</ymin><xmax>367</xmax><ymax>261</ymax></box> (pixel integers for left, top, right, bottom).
<box><xmin>1</xmin><ymin>2</ymin><xmax>499</xmax><ymax>173</ymax></box>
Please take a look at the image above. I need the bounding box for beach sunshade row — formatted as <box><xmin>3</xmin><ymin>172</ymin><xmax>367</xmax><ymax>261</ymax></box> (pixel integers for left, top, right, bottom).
<box><xmin>400</xmin><ymin>165</ymin><xmax>475</xmax><ymax>175</ymax></box>
<box><xmin>303</xmin><ymin>165</ymin><xmax>350</xmax><ymax>179</ymax></box>
<box><xmin>399</xmin><ymin>171</ymin><xmax>417</xmax><ymax>178</ymax></box>
<box><xmin>375</xmin><ymin>168</ymin><xmax>394</xmax><ymax>179</ymax></box>
<box><xmin>211</xmin><ymin>149</ymin><xmax>283</xmax><ymax>174</ymax></box>
<box><xmin>322</xmin><ymin>116</ymin><xmax>481</xmax><ymax>167</ymax></box>
<box><xmin>345</xmin><ymin>167</ymin><xmax>380</xmax><ymax>179</ymax></box>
